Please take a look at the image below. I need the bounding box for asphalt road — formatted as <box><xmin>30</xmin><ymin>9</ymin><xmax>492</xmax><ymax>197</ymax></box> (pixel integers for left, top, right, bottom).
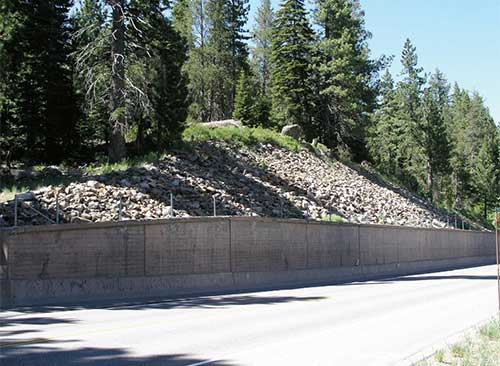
<box><xmin>1</xmin><ymin>265</ymin><xmax>499</xmax><ymax>366</ymax></box>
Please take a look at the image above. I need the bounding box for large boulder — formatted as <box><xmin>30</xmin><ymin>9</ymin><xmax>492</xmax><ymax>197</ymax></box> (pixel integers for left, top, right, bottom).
<box><xmin>281</xmin><ymin>124</ymin><xmax>303</xmax><ymax>140</ymax></box>
<box><xmin>201</xmin><ymin>119</ymin><xmax>242</xmax><ymax>128</ymax></box>
<box><xmin>42</xmin><ymin>165</ymin><xmax>63</xmax><ymax>177</ymax></box>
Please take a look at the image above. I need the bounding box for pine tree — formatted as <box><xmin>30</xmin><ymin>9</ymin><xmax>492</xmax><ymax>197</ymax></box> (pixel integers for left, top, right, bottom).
<box><xmin>120</xmin><ymin>0</ymin><xmax>188</xmax><ymax>153</ymax></box>
<box><xmin>205</xmin><ymin>0</ymin><xmax>249</xmax><ymax>120</ymax></box>
<box><xmin>270</xmin><ymin>0</ymin><xmax>314</xmax><ymax>132</ymax></box>
<box><xmin>368</xmin><ymin>69</ymin><xmax>402</xmax><ymax>176</ymax></box>
<box><xmin>233</xmin><ymin>70</ymin><xmax>258</xmax><ymax>125</ymax></box>
<box><xmin>106</xmin><ymin>0</ymin><xmax>127</xmax><ymax>162</ymax></box>
<box><xmin>446</xmin><ymin>83</ymin><xmax>472</xmax><ymax>210</ymax></box>
<box><xmin>313</xmin><ymin>0</ymin><xmax>381</xmax><ymax>154</ymax></box>
<box><xmin>146</xmin><ymin>1</ymin><xmax>189</xmax><ymax>149</ymax></box>
<box><xmin>180</xmin><ymin>0</ymin><xmax>211</xmax><ymax>121</ymax></box>
<box><xmin>0</xmin><ymin>0</ymin><xmax>23</xmax><ymax>163</ymax></box>
<box><xmin>72</xmin><ymin>0</ymin><xmax>110</xmax><ymax>157</ymax></box>
<box><xmin>228</xmin><ymin>0</ymin><xmax>250</xmax><ymax>109</ymax></box>
<box><xmin>251</xmin><ymin>0</ymin><xmax>274</xmax><ymax>95</ymax></box>
<box><xmin>417</xmin><ymin>87</ymin><xmax>450</xmax><ymax>202</ymax></box>
<box><xmin>473</xmin><ymin>136</ymin><xmax>499</xmax><ymax>220</ymax></box>
<box><xmin>172</xmin><ymin>0</ymin><xmax>194</xmax><ymax>49</ymax></box>
<box><xmin>395</xmin><ymin>38</ymin><xmax>426</xmax><ymax>190</ymax></box>
<box><xmin>0</xmin><ymin>0</ymin><xmax>76</xmax><ymax>163</ymax></box>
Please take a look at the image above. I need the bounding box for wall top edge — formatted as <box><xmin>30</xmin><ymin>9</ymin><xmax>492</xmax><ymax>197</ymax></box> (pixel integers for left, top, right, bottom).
<box><xmin>0</xmin><ymin>216</ymin><xmax>493</xmax><ymax>236</ymax></box>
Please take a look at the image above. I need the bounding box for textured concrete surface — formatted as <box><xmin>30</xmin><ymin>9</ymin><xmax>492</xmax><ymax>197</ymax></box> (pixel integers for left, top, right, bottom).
<box><xmin>1</xmin><ymin>265</ymin><xmax>498</xmax><ymax>366</ymax></box>
<box><xmin>0</xmin><ymin>217</ymin><xmax>496</xmax><ymax>308</ymax></box>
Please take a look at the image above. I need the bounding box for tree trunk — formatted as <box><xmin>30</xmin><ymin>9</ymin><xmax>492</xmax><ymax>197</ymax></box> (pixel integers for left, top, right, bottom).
<box><xmin>427</xmin><ymin>160</ymin><xmax>433</xmax><ymax>203</ymax></box>
<box><xmin>484</xmin><ymin>194</ymin><xmax>488</xmax><ymax>221</ymax></box>
<box><xmin>135</xmin><ymin>116</ymin><xmax>145</xmax><ymax>154</ymax></box>
<box><xmin>108</xmin><ymin>0</ymin><xmax>127</xmax><ymax>163</ymax></box>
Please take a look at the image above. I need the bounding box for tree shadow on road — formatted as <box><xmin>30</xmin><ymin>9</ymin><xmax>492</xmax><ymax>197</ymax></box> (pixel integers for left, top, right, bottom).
<box><xmin>6</xmin><ymin>294</ymin><xmax>326</xmax><ymax>314</ymax></box>
<box><xmin>108</xmin><ymin>294</ymin><xmax>326</xmax><ymax>311</ymax></box>
<box><xmin>340</xmin><ymin>273</ymin><xmax>498</xmax><ymax>286</ymax></box>
<box><xmin>0</xmin><ymin>344</ymin><xmax>238</xmax><ymax>366</ymax></box>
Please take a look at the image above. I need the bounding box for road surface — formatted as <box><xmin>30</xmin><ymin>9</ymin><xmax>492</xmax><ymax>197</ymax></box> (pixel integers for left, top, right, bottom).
<box><xmin>1</xmin><ymin>265</ymin><xmax>499</xmax><ymax>366</ymax></box>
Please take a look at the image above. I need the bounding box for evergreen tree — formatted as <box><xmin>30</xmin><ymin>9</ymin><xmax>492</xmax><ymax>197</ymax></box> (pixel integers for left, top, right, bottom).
<box><xmin>179</xmin><ymin>0</ymin><xmax>248</xmax><ymax>122</ymax></box>
<box><xmin>106</xmin><ymin>0</ymin><xmax>127</xmax><ymax>162</ymax></box>
<box><xmin>270</xmin><ymin>0</ymin><xmax>314</xmax><ymax>132</ymax></box>
<box><xmin>395</xmin><ymin>38</ymin><xmax>426</xmax><ymax>190</ymax></box>
<box><xmin>145</xmin><ymin>1</ymin><xmax>189</xmax><ymax>150</ymax></box>
<box><xmin>206</xmin><ymin>0</ymin><xmax>249</xmax><ymax>120</ymax></box>
<box><xmin>0</xmin><ymin>0</ymin><xmax>76</xmax><ymax>163</ymax></box>
<box><xmin>251</xmin><ymin>0</ymin><xmax>274</xmax><ymax>95</ymax></box>
<box><xmin>228</xmin><ymin>0</ymin><xmax>250</xmax><ymax>108</ymax></box>
<box><xmin>119</xmin><ymin>0</ymin><xmax>188</xmax><ymax>153</ymax></box>
<box><xmin>72</xmin><ymin>0</ymin><xmax>109</xmax><ymax>157</ymax></box>
<box><xmin>172</xmin><ymin>0</ymin><xmax>194</xmax><ymax>49</ymax></box>
<box><xmin>473</xmin><ymin>136</ymin><xmax>499</xmax><ymax>220</ymax></box>
<box><xmin>233</xmin><ymin>70</ymin><xmax>258</xmax><ymax>125</ymax></box>
<box><xmin>0</xmin><ymin>0</ymin><xmax>24</xmax><ymax>163</ymax></box>
<box><xmin>416</xmin><ymin>87</ymin><xmax>450</xmax><ymax>201</ymax></box>
<box><xmin>446</xmin><ymin>83</ymin><xmax>472</xmax><ymax>209</ymax></box>
<box><xmin>368</xmin><ymin>69</ymin><xmax>402</xmax><ymax>176</ymax></box>
<box><xmin>313</xmin><ymin>0</ymin><xmax>381</xmax><ymax>154</ymax></box>
<box><xmin>180</xmin><ymin>0</ymin><xmax>211</xmax><ymax>121</ymax></box>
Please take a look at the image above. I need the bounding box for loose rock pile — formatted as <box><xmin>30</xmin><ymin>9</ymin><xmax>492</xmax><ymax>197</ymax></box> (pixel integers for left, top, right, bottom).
<box><xmin>0</xmin><ymin>141</ymin><xmax>459</xmax><ymax>228</ymax></box>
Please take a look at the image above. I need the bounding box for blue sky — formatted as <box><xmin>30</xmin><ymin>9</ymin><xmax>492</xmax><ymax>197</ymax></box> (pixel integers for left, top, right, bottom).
<box><xmin>248</xmin><ymin>0</ymin><xmax>500</xmax><ymax>124</ymax></box>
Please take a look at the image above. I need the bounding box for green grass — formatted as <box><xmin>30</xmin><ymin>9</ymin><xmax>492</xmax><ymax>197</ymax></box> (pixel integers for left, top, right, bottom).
<box><xmin>181</xmin><ymin>124</ymin><xmax>303</xmax><ymax>152</ymax></box>
<box><xmin>417</xmin><ymin>316</ymin><xmax>500</xmax><ymax>366</ymax></box>
<box><xmin>321</xmin><ymin>214</ymin><xmax>347</xmax><ymax>223</ymax></box>
<box><xmin>0</xmin><ymin>186</ymin><xmax>30</xmax><ymax>202</ymax></box>
<box><xmin>434</xmin><ymin>350</ymin><xmax>445</xmax><ymax>363</ymax></box>
<box><xmin>480</xmin><ymin>317</ymin><xmax>500</xmax><ymax>340</ymax></box>
<box><xmin>0</xmin><ymin>176</ymin><xmax>77</xmax><ymax>203</ymax></box>
<box><xmin>83</xmin><ymin>151</ymin><xmax>164</xmax><ymax>175</ymax></box>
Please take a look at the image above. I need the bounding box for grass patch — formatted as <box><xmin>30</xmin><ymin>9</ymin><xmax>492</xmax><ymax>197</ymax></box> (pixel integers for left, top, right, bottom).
<box><xmin>417</xmin><ymin>316</ymin><xmax>500</xmax><ymax>366</ymax></box>
<box><xmin>83</xmin><ymin>152</ymin><xmax>163</xmax><ymax>175</ymax></box>
<box><xmin>0</xmin><ymin>186</ymin><xmax>31</xmax><ymax>203</ymax></box>
<box><xmin>182</xmin><ymin>124</ymin><xmax>303</xmax><ymax>152</ymax></box>
<box><xmin>0</xmin><ymin>176</ymin><xmax>78</xmax><ymax>203</ymax></box>
<box><xmin>480</xmin><ymin>318</ymin><xmax>500</xmax><ymax>340</ymax></box>
<box><xmin>434</xmin><ymin>350</ymin><xmax>445</xmax><ymax>363</ymax></box>
<box><xmin>321</xmin><ymin>214</ymin><xmax>347</xmax><ymax>223</ymax></box>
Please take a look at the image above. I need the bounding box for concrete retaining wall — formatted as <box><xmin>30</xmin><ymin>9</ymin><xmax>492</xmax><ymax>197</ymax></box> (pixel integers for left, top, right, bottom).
<box><xmin>0</xmin><ymin>217</ymin><xmax>496</xmax><ymax>308</ymax></box>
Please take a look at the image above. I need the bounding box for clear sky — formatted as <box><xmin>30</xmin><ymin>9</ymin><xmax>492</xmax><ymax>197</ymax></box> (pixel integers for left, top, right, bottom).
<box><xmin>248</xmin><ymin>0</ymin><xmax>500</xmax><ymax>124</ymax></box>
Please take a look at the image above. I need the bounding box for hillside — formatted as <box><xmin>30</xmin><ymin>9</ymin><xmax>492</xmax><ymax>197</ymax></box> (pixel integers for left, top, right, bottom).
<box><xmin>0</xmin><ymin>126</ymin><xmax>473</xmax><ymax>229</ymax></box>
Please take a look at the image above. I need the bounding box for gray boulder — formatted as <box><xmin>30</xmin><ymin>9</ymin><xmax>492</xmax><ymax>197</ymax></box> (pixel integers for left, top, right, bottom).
<box><xmin>201</xmin><ymin>119</ymin><xmax>242</xmax><ymax>128</ymax></box>
<box><xmin>281</xmin><ymin>124</ymin><xmax>303</xmax><ymax>140</ymax></box>
<box><xmin>42</xmin><ymin>165</ymin><xmax>63</xmax><ymax>177</ymax></box>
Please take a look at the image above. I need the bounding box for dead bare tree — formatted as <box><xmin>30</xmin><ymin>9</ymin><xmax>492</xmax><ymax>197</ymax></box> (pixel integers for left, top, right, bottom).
<box><xmin>108</xmin><ymin>0</ymin><xmax>127</xmax><ymax>162</ymax></box>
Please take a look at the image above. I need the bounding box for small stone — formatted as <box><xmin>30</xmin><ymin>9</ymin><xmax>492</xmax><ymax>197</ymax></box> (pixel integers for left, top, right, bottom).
<box><xmin>86</xmin><ymin>180</ymin><xmax>100</xmax><ymax>188</ymax></box>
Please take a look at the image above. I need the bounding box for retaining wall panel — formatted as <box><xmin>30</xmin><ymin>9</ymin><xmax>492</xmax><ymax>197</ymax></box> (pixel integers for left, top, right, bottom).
<box><xmin>7</xmin><ymin>225</ymin><xmax>144</xmax><ymax>280</ymax></box>
<box><xmin>230</xmin><ymin>220</ymin><xmax>307</xmax><ymax>272</ymax></box>
<box><xmin>145</xmin><ymin>219</ymin><xmax>230</xmax><ymax>275</ymax></box>
<box><xmin>360</xmin><ymin>226</ymin><xmax>401</xmax><ymax>265</ymax></box>
<box><xmin>306</xmin><ymin>223</ymin><xmax>358</xmax><ymax>268</ymax></box>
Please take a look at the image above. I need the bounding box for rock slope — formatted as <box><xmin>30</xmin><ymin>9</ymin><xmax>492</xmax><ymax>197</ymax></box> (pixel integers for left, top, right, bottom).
<box><xmin>0</xmin><ymin>142</ymin><xmax>462</xmax><ymax>228</ymax></box>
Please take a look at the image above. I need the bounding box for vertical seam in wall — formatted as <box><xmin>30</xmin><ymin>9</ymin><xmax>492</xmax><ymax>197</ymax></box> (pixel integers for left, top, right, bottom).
<box><xmin>143</xmin><ymin>224</ymin><xmax>146</xmax><ymax>276</ymax></box>
<box><xmin>229</xmin><ymin>218</ymin><xmax>233</xmax><ymax>274</ymax></box>
<box><xmin>124</xmin><ymin>227</ymin><xmax>128</xmax><ymax>276</ymax></box>
<box><xmin>305</xmin><ymin>221</ymin><xmax>309</xmax><ymax>269</ymax></box>
<box><xmin>357</xmin><ymin>225</ymin><xmax>361</xmax><ymax>270</ymax></box>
